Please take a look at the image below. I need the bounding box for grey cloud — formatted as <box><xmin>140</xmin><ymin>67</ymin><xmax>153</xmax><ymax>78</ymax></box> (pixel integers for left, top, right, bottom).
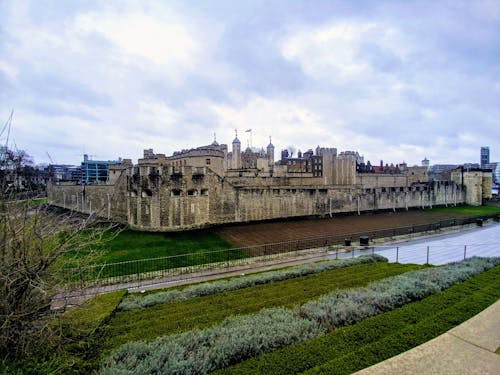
<box><xmin>21</xmin><ymin>72</ymin><xmax>112</xmax><ymax>108</ymax></box>
<box><xmin>358</xmin><ymin>42</ymin><xmax>403</xmax><ymax>74</ymax></box>
<box><xmin>215</xmin><ymin>20</ymin><xmax>306</xmax><ymax>95</ymax></box>
<box><xmin>21</xmin><ymin>98</ymin><xmax>100</xmax><ymax>122</ymax></box>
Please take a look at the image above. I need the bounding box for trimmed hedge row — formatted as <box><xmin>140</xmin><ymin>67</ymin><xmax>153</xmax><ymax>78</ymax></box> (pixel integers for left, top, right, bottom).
<box><xmin>100</xmin><ymin>257</ymin><xmax>498</xmax><ymax>375</ymax></box>
<box><xmin>298</xmin><ymin>256</ymin><xmax>499</xmax><ymax>330</ymax></box>
<box><xmin>219</xmin><ymin>264</ymin><xmax>500</xmax><ymax>375</ymax></box>
<box><xmin>303</xmin><ymin>267</ymin><xmax>500</xmax><ymax>374</ymax></box>
<box><xmin>102</xmin><ymin>262</ymin><xmax>419</xmax><ymax>354</ymax></box>
<box><xmin>118</xmin><ymin>254</ymin><xmax>387</xmax><ymax>311</ymax></box>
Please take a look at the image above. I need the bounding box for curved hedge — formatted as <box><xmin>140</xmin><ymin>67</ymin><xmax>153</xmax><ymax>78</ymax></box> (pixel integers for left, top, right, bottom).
<box><xmin>118</xmin><ymin>254</ymin><xmax>387</xmax><ymax>311</ymax></box>
<box><xmin>218</xmin><ymin>264</ymin><xmax>500</xmax><ymax>374</ymax></box>
<box><xmin>100</xmin><ymin>257</ymin><xmax>499</xmax><ymax>375</ymax></box>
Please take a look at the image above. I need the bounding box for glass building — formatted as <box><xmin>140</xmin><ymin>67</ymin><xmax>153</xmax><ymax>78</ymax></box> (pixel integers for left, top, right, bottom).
<box><xmin>480</xmin><ymin>146</ymin><xmax>490</xmax><ymax>167</ymax></box>
<box><xmin>81</xmin><ymin>154</ymin><xmax>120</xmax><ymax>184</ymax></box>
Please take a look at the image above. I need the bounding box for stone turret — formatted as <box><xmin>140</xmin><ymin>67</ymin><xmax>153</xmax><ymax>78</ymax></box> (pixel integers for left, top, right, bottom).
<box><xmin>232</xmin><ymin>131</ymin><xmax>241</xmax><ymax>169</ymax></box>
<box><xmin>267</xmin><ymin>137</ymin><xmax>274</xmax><ymax>167</ymax></box>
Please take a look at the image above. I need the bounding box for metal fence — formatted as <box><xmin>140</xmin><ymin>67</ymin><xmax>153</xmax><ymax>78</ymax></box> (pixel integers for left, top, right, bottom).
<box><xmin>331</xmin><ymin>242</ymin><xmax>500</xmax><ymax>265</ymax></box>
<box><xmin>60</xmin><ymin>214</ymin><xmax>500</xmax><ymax>289</ymax></box>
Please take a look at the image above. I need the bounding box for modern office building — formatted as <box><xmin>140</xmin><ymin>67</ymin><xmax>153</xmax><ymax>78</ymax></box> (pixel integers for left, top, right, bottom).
<box><xmin>81</xmin><ymin>154</ymin><xmax>121</xmax><ymax>184</ymax></box>
<box><xmin>48</xmin><ymin>164</ymin><xmax>82</xmax><ymax>182</ymax></box>
<box><xmin>480</xmin><ymin>146</ymin><xmax>490</xmax><ymax>167</ymax></box>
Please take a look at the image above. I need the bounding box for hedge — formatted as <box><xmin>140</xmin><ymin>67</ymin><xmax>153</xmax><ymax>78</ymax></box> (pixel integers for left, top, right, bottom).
<box><xmin>218</xmin><ymin>265</ymin><xmax>500</xmax><ymax>374</ymax></box>
<box><xmin>100</xmin><ymin>257</ymin><xmax>498</xmax><ymax>375</ymax></box>
<box><xmin>118</xmin><ymin>254</ymin><xmax>387</xmax><ymax>311</ymax></box>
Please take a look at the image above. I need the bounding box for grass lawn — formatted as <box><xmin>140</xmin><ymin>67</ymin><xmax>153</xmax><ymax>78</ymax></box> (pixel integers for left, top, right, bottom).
<box><xmin>60</xmin><ymin>229</ymin><xmax>245</xmax><ymax>278</ymax></box>
<box><xmin>96</xmin><ymin>229</ymin><xmax>236</xmax><ymax>263</ymax></box>
<box><xmin>100</xmin><ymin>262</ymin><xmax>422</xmax><ymax>354</ymax></box>
<box><xmin>431</xmin><ymin>204</ymin><xmax>500</xmax><ymax>216</ymax></box>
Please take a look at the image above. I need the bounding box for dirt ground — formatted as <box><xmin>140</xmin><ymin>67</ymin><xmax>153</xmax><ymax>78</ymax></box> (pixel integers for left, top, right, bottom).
<box><xmin>215</xmin><ymin>209</ymin><xmax>477</xmax><ymax>247</ymax></box>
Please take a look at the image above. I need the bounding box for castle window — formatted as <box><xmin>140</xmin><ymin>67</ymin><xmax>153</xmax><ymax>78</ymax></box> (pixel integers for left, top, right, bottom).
<box><xmin>171</xmin><ymin>189</ymin><xmax>182</xmax><ymax>196</ymax></box>
<box><xmin>187</xmin><ymin>189</ymin><xmax>198</xmax><ymax>196</ymax></box>
<box><xmin>201</xmin><ymin>189</ymin><xmax>208</xmax><ymax>196</ymax></box>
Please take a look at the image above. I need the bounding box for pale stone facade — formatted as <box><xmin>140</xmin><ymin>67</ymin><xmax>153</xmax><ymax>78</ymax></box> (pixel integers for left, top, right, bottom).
<box><xmin>451</xmin><ymin>168</ymin><xmax>492</xmax><ymax>206</ymax></box>
<box><xmin>47</xmin><ymin>139</ymin><xmax>488</xmax><ymax>231</ymax></box>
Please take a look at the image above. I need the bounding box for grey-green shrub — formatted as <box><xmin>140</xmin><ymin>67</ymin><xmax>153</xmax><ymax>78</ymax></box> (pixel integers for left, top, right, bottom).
<box><xmin>99</xmin><ymin>308</ymin><xmax>325</xmax><ymax>375</ymax></box>
<box><xmin>101</xmin><ymin>257</ymin><xmax>499</xmax><ymax>375</ymax></box>
<box><xmin>299</xmin><ymin>256</ymin><xmax>500</xmax><ymax>330</ymax></box>
<box><xmin>118</xmin><ymin>254</ymin><xmax>387</xmax><ymax>311</ymax></box>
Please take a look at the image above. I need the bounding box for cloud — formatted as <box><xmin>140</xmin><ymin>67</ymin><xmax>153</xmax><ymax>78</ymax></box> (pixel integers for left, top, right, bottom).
<box><xmin>282</xmin><ymin>21</ymin><xmax>406</xmax><ymax>83</ymax></box>
<box><xmin>0</xmin><ymin>0</ymin><xmax>499</xmax><ymax>167</ymax></box>
<box><xmin>74</xmin><ymin>10</ymin><xmax>198</xmax><ymax>68</ymax></box>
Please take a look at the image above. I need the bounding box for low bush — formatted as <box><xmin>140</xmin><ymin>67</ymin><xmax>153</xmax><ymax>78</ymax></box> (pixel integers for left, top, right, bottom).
<box><xmin>104</xmin><ymin>262</ymin><xmax>416</xmax><ymax>352</ymax></box>
<box><xmin>118</xmin><ymin>254</ymin><xmax>387</xmax><ymax>311</ymax></box>
<box><xmin>217</xmin><ymin>265</ymin><xmax>499</xmax><ymax>375</ymax></box>
<box><xmin>100</xmin><ymin>308</ymin><xmax>324</xmax><ymax>375</ymax></box>
<box><xmin>100</xmin><ymin>258</ymin><xmax>498</xmax><ymax>375</ymax></box>
<box><xmin>299</xmin><ymin>256</ymin><xmax>499</xmax><ymax>330</ymax></box>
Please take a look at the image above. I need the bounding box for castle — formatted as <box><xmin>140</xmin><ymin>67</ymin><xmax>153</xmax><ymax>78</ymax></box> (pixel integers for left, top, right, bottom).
<box><xmin>47</xmin><ymin>135</ymin><xmax>492</xmax><ymax>231</ymax></box>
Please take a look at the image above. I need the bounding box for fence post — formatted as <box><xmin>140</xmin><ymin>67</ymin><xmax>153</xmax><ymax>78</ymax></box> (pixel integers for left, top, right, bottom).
<box><xmin>464</xmin><ymin>245</ymin><xmax>467</xmax><ymax>260</ymax></box>
<box><xmin>396</xmin><ymin>246</ymin><xmax>399</xmax><ymax>263</ymax></box>
<box><xmin>336</xmin><ymin>248</ymin><xmax>338</xmax><ymax>259</ymax></box>
<box><xmin>135</xmin><ymin>259</ymin><xmax>139</xmax><ymax>284</ymax></box>
<box><xmin>372</xmin><ymin>247</ymin><xmax>374</xmax><ymax>255</ymax></box>
<box><xmin>426</xmin><ymin>246</ymin><xmax>430</xmax><ymax>264</ymax></box>
<box><xmin>352</xmin><ymin>248</ymin><xmax>354</xmax><ymax>258</ymax></box>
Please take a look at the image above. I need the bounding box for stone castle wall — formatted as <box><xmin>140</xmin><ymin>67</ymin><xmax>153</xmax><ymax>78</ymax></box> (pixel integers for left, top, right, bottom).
<box><xmin>48</xmin><ymin>166</ymin><xmax>466</xmax><ymax>231</ymax></box>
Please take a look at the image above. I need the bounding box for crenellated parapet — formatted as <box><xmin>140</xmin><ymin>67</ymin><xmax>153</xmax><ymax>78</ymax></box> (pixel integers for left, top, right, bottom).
<box><xmin>46</xmin><ymin>139</ymin><xmax>483</xmax><ymax>231</ymax></box>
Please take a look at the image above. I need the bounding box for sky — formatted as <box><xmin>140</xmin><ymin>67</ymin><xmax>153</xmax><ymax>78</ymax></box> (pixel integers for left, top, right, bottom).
<box><xmin>1</xmin><ymin>0</ymin><xmax>499</xmax><ymax>167</ymax></box>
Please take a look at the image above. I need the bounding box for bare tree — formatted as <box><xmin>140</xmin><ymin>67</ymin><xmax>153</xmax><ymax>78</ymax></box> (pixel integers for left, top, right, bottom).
<box><xmin>0</xmin><ymin>147</ymin><xmax>44</xmax><ymax>198</ymax></box>
<box><xmin>0</xmin><ymin>196</ymin><xmax>116</xmax><ymax>359</ymax></box>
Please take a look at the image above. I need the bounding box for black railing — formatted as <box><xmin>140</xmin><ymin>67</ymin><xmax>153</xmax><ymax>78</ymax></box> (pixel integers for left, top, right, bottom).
<box><xmin>60</xmin><ymin>214</ymin><xmax>499</xmax><ymax>288</ymax></box>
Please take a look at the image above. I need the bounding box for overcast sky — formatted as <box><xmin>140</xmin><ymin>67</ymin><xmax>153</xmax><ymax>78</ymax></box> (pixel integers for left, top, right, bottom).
<box><xmin>1</xmin><ymin>0</ymin><xmax>499</xmax><ymax>166</ymax></box>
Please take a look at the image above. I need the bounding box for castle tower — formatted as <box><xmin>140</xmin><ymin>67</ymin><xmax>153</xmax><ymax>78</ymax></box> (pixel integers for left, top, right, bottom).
<box><xmin>267</xmin><ymin>136</ymin><xmax>274</xmax><ymax>166</ymax></box>
<box><xmin>422</xmin><ymin>157</ymin><xmax>429</xmax><ymax>169</ymax></box>
<box><xmin>232</xmin><ymin>130</ymin><xmax>241</xmax><ymax>169</ymax></box>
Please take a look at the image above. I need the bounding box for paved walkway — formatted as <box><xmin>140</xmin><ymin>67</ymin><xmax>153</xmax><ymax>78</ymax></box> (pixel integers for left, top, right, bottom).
<box><xmin>355</xmin><ymin>300</ymin><xmax>500</xmax><ymax>375</ymax></box>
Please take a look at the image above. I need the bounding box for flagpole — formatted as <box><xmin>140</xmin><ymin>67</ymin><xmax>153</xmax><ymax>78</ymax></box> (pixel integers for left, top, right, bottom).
<box><xmin>245</xmin><ymin>129</ymin><xmax>252</xmax><ymax>149</ymax></box>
